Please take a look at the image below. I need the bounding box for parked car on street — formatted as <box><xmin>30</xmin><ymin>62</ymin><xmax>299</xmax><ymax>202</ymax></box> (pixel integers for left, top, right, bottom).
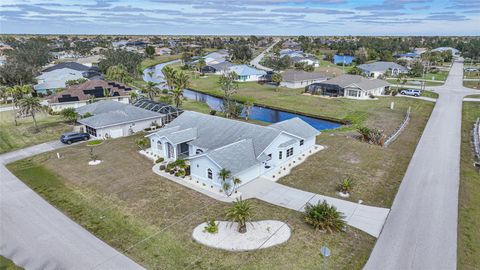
<box><xmin>400</xmin><ymin>89</ymin><xmax>422</xmax><ymax>97</ymax></box>
<box><xmin>60</xmin><ymin>132</ymin><xmax>90</xmax><ymax>144</ymax></box>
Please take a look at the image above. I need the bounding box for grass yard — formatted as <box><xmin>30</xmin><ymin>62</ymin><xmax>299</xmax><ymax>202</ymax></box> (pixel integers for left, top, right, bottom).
<box><xmin>0</xmin><ymin>110</ymin><xmax>72</xmax><ymax>154</ymax></box>
<box><xmin>279</xmin><ymin>99</ymin><xmax>433</xmax><ymax>208</ymax></box>
<box><xmin>138</xmin><ymin>54</ymin><xmax>181</xmax><ymax>71</ymax></box>
<box><xmin>463</xmin><ymin>80</ymin><xmax>480</xmax><ymax>89</ymax></box>
<box><xmin>465</xmin><ymin>94</ymin><xmax>480</xmax><ymax>99</ymax></box>
<box><xmin>421</xmin><ymin>90</ymin><xmax>439</xmax><ymax>98</ymax></box>
<box><xmin>463</xmin><ymin>71</ymin><xmax>480</xmax><ymax>80</ymax></box>
<box><xmin>0</xmin><ymin>256</ymin><xmax>23</xmax><ymax>270</ymax></box>
<box><xmin>412</xmin><ymin>71</ymin><xmax>449</xmax><ymax>81</ymax></box>
<box><xmin>7</xmin><ymin>135</ymin><xmax>375</xmax><ymax>270</ymax></box>
<box><xmin>458</xmin><ymin>102</ymin><xmax>480</xmax><ymax>270</ymax></box>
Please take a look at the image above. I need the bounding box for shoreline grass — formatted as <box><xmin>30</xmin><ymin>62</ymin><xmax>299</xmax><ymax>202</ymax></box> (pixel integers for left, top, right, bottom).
<box><xmin>458</xmin><ymin>102</ymin><xmax>480</xmax><ymax>269</ymax></box>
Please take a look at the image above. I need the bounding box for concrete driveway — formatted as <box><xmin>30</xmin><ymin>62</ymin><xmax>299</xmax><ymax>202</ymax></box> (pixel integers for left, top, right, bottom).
<box><xmin>364</xmin><ymin>59</ymin><xmax>479</xmax><ymax>270</ymax></box>
<box><xmin>239</xmin><ymin>177</ymin><xmax>389</xmax><ymax>238</ymax></box>
<box><xmin>0</xmin><ymin>141</ymin><xmax>144</xmax><ymax>270</ymax></box>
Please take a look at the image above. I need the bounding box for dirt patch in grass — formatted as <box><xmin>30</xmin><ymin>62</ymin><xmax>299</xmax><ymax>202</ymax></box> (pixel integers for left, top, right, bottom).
<box><xmin>8</xmin><ymin>134</ymin><xmax>375</xmax><ymax>269</ymax></box>
<box><xmin>279</xmin><ymin>101</ymin><xmax>433</xmax><ymax>208</ymax></box>
<box><xmin>458</xmin><ymin>102</ymin><xmax>480</xmax><ymax>270</ymax></box>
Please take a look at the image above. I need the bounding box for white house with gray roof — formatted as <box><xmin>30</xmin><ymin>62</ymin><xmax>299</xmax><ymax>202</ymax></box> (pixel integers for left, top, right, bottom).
<box><xmin>358</xmin><ymin>61</ymin><xmax>408</xmax><ymax>78</ymax></box>
<box><xmin>147</xmin><ymin>111</ymin><xmax>320</xmax><ymax>188</ymax></box>
<box><xmin>305</xmin><ymin>74</ymin><xmax>390</xmax><ymax>99</ymax></box>
<box><xmin>76</xmin><ymin>100</ymin><xmax>165</xmax><ymax>139</ymax></box>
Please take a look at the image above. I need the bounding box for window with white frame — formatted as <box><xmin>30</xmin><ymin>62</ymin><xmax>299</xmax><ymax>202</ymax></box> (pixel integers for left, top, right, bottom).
<box><xmin>300</xmin><ymin>140</ymin><xmax>304</xmax><ymax>146</ymax></box>
<box><xmin>207</xmin><ymin>168</ymin><xmax>212</xmax><ymax>179</ymax></box>
<box><xmin>279</xmin><ymin>151</ymin><xmax>283</xmax><ymax>159</ymax></box>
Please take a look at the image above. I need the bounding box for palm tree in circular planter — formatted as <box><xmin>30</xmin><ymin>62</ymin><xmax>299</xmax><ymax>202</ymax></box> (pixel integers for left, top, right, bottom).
<box><xmin>304</xmin><ymin>200</ymin><xmax>346</xmax><ymax>233</ymax></box>
<box><xmin>226</xmin><ymin>197</ymin><xmax>253</xmax><ymax>233</ymax></box>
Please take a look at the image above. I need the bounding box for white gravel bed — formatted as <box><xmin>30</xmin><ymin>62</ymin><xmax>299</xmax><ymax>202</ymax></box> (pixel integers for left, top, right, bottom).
<box><xmin>192</xmin><ymin>220</ymin><xmax>290</xmax><ymax>251</ymax></box>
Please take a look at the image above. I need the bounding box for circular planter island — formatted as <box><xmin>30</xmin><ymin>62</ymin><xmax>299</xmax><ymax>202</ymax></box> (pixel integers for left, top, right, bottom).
<box><xmin>192</xmin><ymin>220</ymin><xmax>291</xmax><ymax>251</ymax></box>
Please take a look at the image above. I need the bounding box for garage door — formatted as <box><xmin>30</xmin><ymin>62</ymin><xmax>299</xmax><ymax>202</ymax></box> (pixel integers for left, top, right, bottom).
<box><xmin>109</xmin><ymin>128</ymin><xmax>123</xmax><ymax>138</ymax></box>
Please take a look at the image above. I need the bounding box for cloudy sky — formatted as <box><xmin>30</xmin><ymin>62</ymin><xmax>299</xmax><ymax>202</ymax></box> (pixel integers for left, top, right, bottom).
<box><xmin>1</xmin><ymin>0</ymin><xmax>479</xmax><ymax>35</ymax></box>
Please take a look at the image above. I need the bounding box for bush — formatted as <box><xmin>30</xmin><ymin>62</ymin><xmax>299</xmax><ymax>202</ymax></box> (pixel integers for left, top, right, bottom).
<box><xmin>174</xmin><ymin>172</ymin><xmax>180</xmax><ymax>177</ymax></box>
<box><xmin>203</xmin><ymin>219</ymin><xmax>218</xmax><ymax>234</ymax></box>
<box><xmin>155</xmin><ymin>157</ymin><xmax>164</xmax><ymax>163</ymax></box>
<box><xmin>304</xmin><ymin>200</ymin><xmax>346</xmax><ymax>233</ymax></box>
<box><xmin>210</xmin><ymin>110</ymin><xmax>217</xmax><ymax>115</ymax></box>
<box><xmin>337</xmin><ymin>178</ymin><xmax>353</xmax><ymax>194</ymax></box>
<box><xmin>159</xmin><ymin>165</ymin><xmax>166</xmax><ymax>171</ymax></box>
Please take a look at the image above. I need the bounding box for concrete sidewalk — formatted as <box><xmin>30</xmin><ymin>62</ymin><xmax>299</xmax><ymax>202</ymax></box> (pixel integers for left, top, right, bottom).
<box><xmin>0</xmin><ymin>142</ymin><xmax>144</xmax><ymax>270</ymax></box>
<box><xmin>239</xmin><ymin>177</ymin><xmax>389</xmax><ymax>237</ymax></box>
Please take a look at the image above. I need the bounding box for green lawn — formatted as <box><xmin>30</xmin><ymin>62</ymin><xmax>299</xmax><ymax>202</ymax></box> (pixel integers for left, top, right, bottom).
<box><xmin>465</xmin><ymin>94</ymin><xmax>480</xmax><ymax>99</ymax></box>
<box><xmin>0</xmin><ymin>256</ymin><xmax>23</xmax><ymax>270</ymax></box>
<box><xmin>138</xmin><ymin>54</ymin><xmax>181</xmax><ymax>71</ymax></box>
<box><xmin>387</xmin><ymin>79</ymin><xmax>444</xmax><ymax>87</ymax></box>
<box><xmin>7</xmin><ymin>135</ymin><xmax>375</xmax><ymax>269</ymax></box>
<box><xmin>422</xmin><ymin>90</ymin><xmax>439</xmax><ymax>98</ymax></box>
<box><xmin>279</xmin><ymin>99</ymin><xmax>434</xmax><ymax>208</ymax></box>
<box><xmin>0</xmin><ymin>110</ymin><xmax>72</xmax><ymax>154</ymax></box>
<box><xmin>464</xmin><ymin>80</ymin><xmax>480</xmax><ymax>89</ymax></box>
<box><xmin>463</xmin><ymin>71</ymin><xmax>480</xmax><ymax>80</ymax></box>
<box><xmin>411</xmin><ymin>71</ymin><xmax>448</xmax><ymax>81</ymax></box>
<box><xmin>458</xmin><ymin>102</ymin><xmax>480</xmax><ymax>270</ymax></box>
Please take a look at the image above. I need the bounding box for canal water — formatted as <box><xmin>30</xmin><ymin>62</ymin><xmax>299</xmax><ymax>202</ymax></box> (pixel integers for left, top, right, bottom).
<box><xmin>144</xmin><ymin>61</ymin><xmax>341</xmax><ymax>131</ymax></box>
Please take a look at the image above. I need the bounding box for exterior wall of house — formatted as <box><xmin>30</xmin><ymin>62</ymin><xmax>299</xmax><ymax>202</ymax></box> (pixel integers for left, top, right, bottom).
<box><xmin>235</xmin><ymin>74</ymin><xmax>264</xmax><ymax>82</ymax></box>
<box><xmin>190</xmin><ymin>156</ymin><xmax>222</xmax><ymax>187</ymax></box>
<box><xmin>281</xmin><ymin>78</ymin><xmax>327</xmax><ymax>89</ymax></box>
<box><xmin>91</xmin><ymin>117</ymin><xmax>163</xmax><ymax>139</ymax></box>
<box><xmin>343</xmin><ymin>86</ymin><xmax>386</xmax><ymax>99</ymax></box>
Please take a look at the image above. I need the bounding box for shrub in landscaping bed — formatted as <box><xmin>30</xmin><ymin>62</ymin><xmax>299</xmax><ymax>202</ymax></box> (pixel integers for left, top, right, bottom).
<box><xmin>304</xmin><ymin>200</ymin><xmax>346</xmax><ymax>233</ymax></box>
<box><xmin>155</xmin><ymin>157</ymin><xmax>164</xmax><ymax>163</ymax></box>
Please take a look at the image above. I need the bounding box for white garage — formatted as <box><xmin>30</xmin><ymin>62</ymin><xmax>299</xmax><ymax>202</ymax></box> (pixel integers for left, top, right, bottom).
<box><xmin>76</xmin><ymin>100</ymin><xmax>166</xmax><ymax>139</ymax></box>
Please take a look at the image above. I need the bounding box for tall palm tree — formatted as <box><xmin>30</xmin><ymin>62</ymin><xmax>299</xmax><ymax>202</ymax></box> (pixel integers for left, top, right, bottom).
<box><xmin>171</xmin><ymin>88</ymin><xmax>184</xmax><ymax>108</ymax></box>
<box><xmin>141</xmin><ymin>81</ymin><xmax>159</xmax><ymax>101</ymax></box>
<box><xmin>129</xmin><ymin>91</ymin><xmax>138</xmax><ymax>103</ymax></box>
<box><xmin>226</xmin><ymin>197</ymin><xmax>253</xmax><ymax>233</ymax></box>
<box><xmin>6</xmin><ymin>85</ymin><xmax>31</xmax><ymax>126</ymax></box>
<box><xmin>18</xmin><ymin>96</ymin><xmax>43</xmax><ymax>132</ymax></box>
<box><xmin>162</xmin><ymin>66</ymin><xmax>177</xmax><ymax>90</ymax></box>
<box><xmin>173</xmin><ymin>71</ymin><xmax>190</xmax><ymax>90</ymax></box>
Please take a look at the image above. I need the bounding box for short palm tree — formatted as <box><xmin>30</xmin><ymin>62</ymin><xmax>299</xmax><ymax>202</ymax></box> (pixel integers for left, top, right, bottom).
<box><xmin>60</xmin><ymin>107</ymin><xmax>78</xmax><ymax>124</ymax></box>
<box><xmin>18</xmin><ymin>96</ymin><xmax>43</xmax><ymax>132</ymax></box>
<box><xmin>6</xmin><ymin>84</ymin><xmax>31</xmax><ymax>126</ymax></box>
<box><xmin>304</xmin><ymin>200</ymin><xmax>346</xmax><ymax>233</ymax></box>
<box><xmin>243</xmin><ymin>97</ymin><xmax>254</xmax><ymax>120</ymax></box>
<box><xmin>271</xmin><ymin>73</ymin><xmax>282</xmax><ymax>92</ymax></box>
<box><xmin>338</xmin><ymin>178</ymin><xmax>353</xmax><ymax>194</ymax></box>
<box><xmin>226</xmin><ymin>197</ymin><xmax>253</xmax><ymax>233</ymax></box>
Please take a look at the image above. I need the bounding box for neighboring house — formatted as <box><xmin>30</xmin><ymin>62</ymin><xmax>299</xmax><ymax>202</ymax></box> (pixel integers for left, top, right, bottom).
<box><xmin>47</xmin><ymin>80</ymin><xmax>132</xmax><ymax>111</ymax></box>
<box><xmin>333</xmin><ymin>55</ymin><xmax>355</xmax><ymax>65</ymax></box>
<box><xmin>357</xmin><ymin>61</ymin><xmax>409</xmax><ymax>78</ymax></box>
<box><xmin>76</xmin><ymin>55</ymin><xmax>102</xmax><ymax>67</ymax></box>
<box><xmin>76</xmin><ymin>100</ymin><xmax>165</xmax><ymax>139</ymax></box>
<box><xmin>147</xmin><ymin>111</ymin><xmax>319</xmax><ymax>188</ymax></box>
<box><xmin>305</xmin><ymin>74</ymin><xmax>390</xmax><ymax>99</ymax></box>
<box><xmin>290</xmin><ymin>56</ymin><xmax>319</xmax><ymax>67</ymax></box>
<box><xmin>282</xmin><ymin>40</ymin><xmax>300</xmax><ymax>50</ymax></box>
<box><xmin>228</xmin><ymin>65</ymin><xmax>267</xmax><ymax>82</ymax></box>
<box><xmin>132</xmin><ymin>99</ymin><xmax>183</xmax><ymax>124</ymax></box>
<box><xmin>0</xmin><ymin>44</ymin><xmax>13</xmax><ymax>55</ymax></box>
<box><xmin>280</xmin><ymin>70</ymin><xmax>328</xmax><ymax>89</ymax></box>
<box><xmin>200</xmin><ymin>61</ymin><xmax>235</xmax><ymax>74</ymax></box>
<box><xmin>155</xmin><ymin>47</ymin><xmax>172</xmax><ymax>55</ymax></box>
<box><xmin>413</xmin><ymin>48</ymin><xmax>428</xmax><ymax>55</ymax></box>
<box><xmin>431</xmin><ymin>47</ymin><xmax>460</xmax><ymax>56</ymax></box>
<box><xmin>35</xmin><ymin>62</ymin><xmax>91</xmax><ymax>94</ymax></box>
<box><xmin>35</xmin><ymin>68</ymin><xmax>86</xmax><ymax>94</ymax></box>
<box><xmin>203</xmin><ymin>50</ymin><xmax>229</xmax><ymax>65</ymax></box>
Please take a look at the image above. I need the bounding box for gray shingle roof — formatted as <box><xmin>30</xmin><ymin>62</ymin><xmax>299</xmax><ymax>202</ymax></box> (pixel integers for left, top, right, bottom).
<box><xmin>75</xmin><ymin>100</ymin><xmax>127</xmax><ymax>116</ymax></box>
<box><xmin>358</xmin><ymin>61</ymin><xmax>408</xmax><ymax>73</ymax></box>
<box><xmin>205</xmin><ymin>139</ymin><xmax>258</xmax><ymax>175</ymax></box>
<box><xmin>77</xmin><ymin>101</ymin><xmax>164</xmax><ymax>128</ymax></box>
<box><xmin>43</xmin><ymin>62</ymin><xmax>90</xmax><ymax>72</ymax></box>
<box><xmin>281</xmin><ymin>70</ymin><xmax>328</xmax><ymax>82</ymax></box>
<box><xmin>270</xmin><ymin>117</ymin><xmax>320</xmax><ymax>139</ymax></box>
<box><xmin>164</xmin><ymin>128</ymin><xmax>197</xmax><ymax>144</ymax></box>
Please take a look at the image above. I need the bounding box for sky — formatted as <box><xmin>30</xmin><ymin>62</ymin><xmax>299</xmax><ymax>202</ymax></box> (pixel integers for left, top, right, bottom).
<box><xmin>0</xmin><ymin>0</ymin><xmax>479</xmax><ymax>35</ymax></box>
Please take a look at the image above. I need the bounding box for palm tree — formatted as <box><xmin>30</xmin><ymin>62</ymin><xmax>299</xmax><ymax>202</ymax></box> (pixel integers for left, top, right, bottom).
<box><xmin>304</xmin><ymin>200</ymin><xmax>346</xmax><ymax>233</ymax></box>
<box><xmin>18</xmin><ymin>96</ymin><xmax>43</xmax><ymax>132</ymax></box>
<box><xmin>243</xmin><ymin>97</ymin><xmax>254</xmax><ymax>121</ymax></box>
<box><xmin>106</xmin><ymin>65</ymin><xmax>132</xmax><ymax>84</ymax></box>
<box><xmin>60</xmin><ymin>107</ymin><xmax>78</xmax><ymax>124</ymax></box>
<box><xmin>141</xmin><ymin>81</ymin><xmax>159</xmax><ymax>101</ymax></box>
<box><xmin>129</xmin><ymin>91</ymin><xmax>138</xmax><ymax>103</ymax></box>
<box><xmin>173</xmin><ymin>71</ymin><xmax>190</xmax><ymax>90</ymax></box>
<box><xmin>171</xmin><ymin>88</ymin><xmax>184</xmax><ymax>108</ymax></box>
<box><xmin>162</xmin><ymin>66</ymin><xmax>177</xmax><ymax>90</ymax></box>
<box><xmin>197</xmin><ymin>58</ymin><xmax>206</xmax><ymax>76</ymax></box>
<box><xmin>271</xmin><ymin>73</ymin><xmax>282</xmax><ymax>92</ymax></box>
<box><xmin>6</xmin><ymin>85</ymin><xmax>31</xmax><ymax>126</ymax></box>
<box><xmin>218</xmin><ymin>168</ymin><xmax>231</xmax><ymax>183</ymax></box>
<box><xmin>226</xmin><ymin>197</ymin><xmax>253</xmax><ymax>233</ymax></box>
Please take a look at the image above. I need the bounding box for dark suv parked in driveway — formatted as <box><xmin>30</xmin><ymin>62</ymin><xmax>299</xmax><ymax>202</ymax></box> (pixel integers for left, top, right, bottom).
<box><xmin>60</xmin><ymin>132</ymin><xmax>90</xmax><ymax>144</ymax></box>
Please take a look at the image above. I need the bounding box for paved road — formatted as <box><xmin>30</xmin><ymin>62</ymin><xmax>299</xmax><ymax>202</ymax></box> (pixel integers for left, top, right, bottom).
<box><xmin>239</xmin><ymin>177</ymin><xmax>389</xmax><ymax>237</ymax></box>
<box><xmin>249</xmin><ymin>40</ymin><xmax>279</xmax><ymax>71</ymax></box>
<box><xmin>365</xmin><ymin>59</ymin><xmax>478</xmax><ymax>270</ymax></box>
<box><xmin>0</xmin><ymin>141</ymin><xmax>144</xmax><ymax>270</ymax></box>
